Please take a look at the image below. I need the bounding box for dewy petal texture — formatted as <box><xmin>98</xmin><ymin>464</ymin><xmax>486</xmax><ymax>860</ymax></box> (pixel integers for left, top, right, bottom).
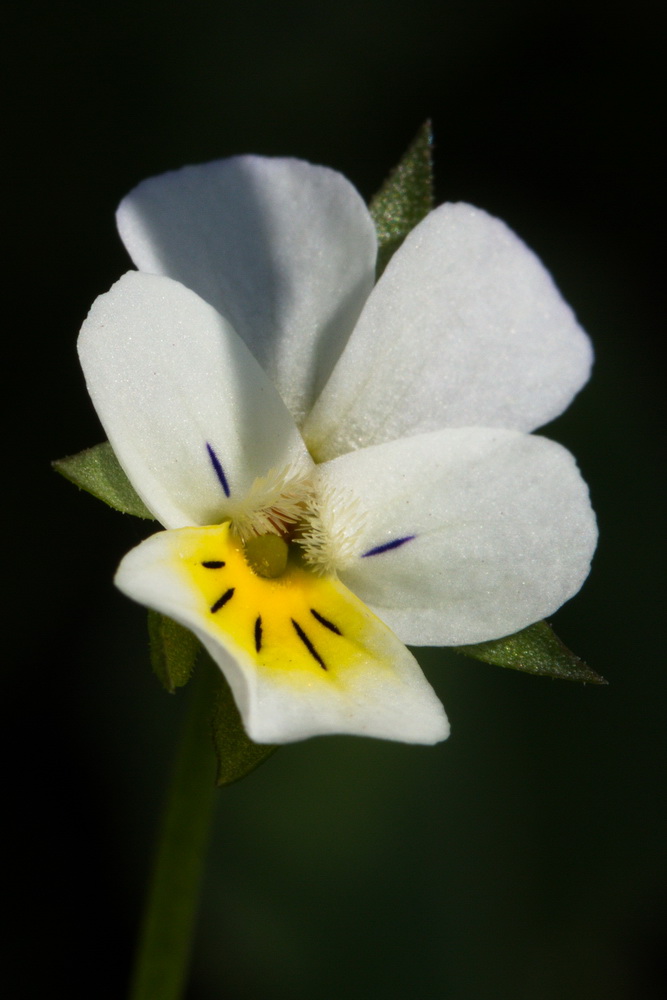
<box><xmin>115</xmin><ymin>523</ymin><xmax>449</xmax><ymax>745</ymax></box>
<box><xmin>304</xmin><ymin>203</ymin><xmax>593</xmax><ymax>461</ymax></box>
<box><xmin>315</xmin><ymin>428</ymin><xmax>597</xmax><ymax>645</ymax></box>
<box><xmin>78</xmin><ymin>271</ymin><xmax>312</xmax><ymax>529</ymax></box>
<box><xmin>117</xmin><ymin>156</ymin><xmax>378</xmax><ymax>424</ymax></box>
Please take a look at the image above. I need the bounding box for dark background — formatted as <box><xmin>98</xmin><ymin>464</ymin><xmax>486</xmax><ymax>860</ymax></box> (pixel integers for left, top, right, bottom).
<box><xmin>6</xmin><ymin>1</ymin><xmax>665</xmax><ymax>997</ymax></box>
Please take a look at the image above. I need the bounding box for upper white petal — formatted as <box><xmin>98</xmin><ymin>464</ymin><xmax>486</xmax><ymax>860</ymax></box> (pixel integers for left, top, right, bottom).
<box><xmin>314</xmin><ymin>427</ymin><xmax>597</xmax><ymax>645</ymax></box>
<box><xmin>78</xmin><ymin>271</ymin><xmax>312</xmax><ymax>529</ymax></box>
<box><xmin>303</xmin><ymin>203</ymin><xmax>593</xmax><ymax>461</ymax></box>
<box><xmin>117</xmin><ymin>156</ymin><xmax>378</xmax><ymax>425</ymax></box>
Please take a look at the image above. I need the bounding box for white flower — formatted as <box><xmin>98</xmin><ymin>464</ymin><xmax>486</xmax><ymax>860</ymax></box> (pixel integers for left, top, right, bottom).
<box><xmin>78</xmin><ymin>156</ymin><xmax>597</xmax><ymax>746</ymax></box>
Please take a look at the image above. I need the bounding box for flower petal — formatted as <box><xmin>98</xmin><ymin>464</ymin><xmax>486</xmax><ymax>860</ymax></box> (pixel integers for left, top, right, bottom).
<box><xmin>116</xmin><ymin>522</ymin><xmax>449</xmax><ymax>745</ymax></box>
<box><xmin>117</xmin><ymin>156</ymin><xmax>377</xmax><ymax>424</ymax></box>
<box><xmin>303</xmin><ymin>203</ymin><xmax>593</xmax><ymax>461</ymax></box>
<box><xmin>78</xmin><ymin>271</ymin><xmax>312</xmax><ymax>529</ymax></box>
<box><xmin>314</xmin><ymin>428</ymin><xmax>597</xmax><ymax>645</ymax></box>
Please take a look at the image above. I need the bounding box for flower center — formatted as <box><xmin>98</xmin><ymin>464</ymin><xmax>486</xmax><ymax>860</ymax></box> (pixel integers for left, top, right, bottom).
<box><xmin>175</xmin><ymin>521</ymin><xmax>400</xmax><ymax>689</ymax></box>
<box><xmin>218</xmin><ymin>457</ymin><xmax>369</xmax><ymax>578</ymax></box>
<box><xmin>243</xmin><ymin>533</ymin><xmax>290</xmax><ymax>578</ymax></box>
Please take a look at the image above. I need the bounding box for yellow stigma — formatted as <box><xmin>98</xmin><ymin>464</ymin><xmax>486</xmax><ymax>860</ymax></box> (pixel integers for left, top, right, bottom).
<box><xmin>244</xmin><ymin>533</ymin><xmax>289</xmax><ymax>578</ymax></box>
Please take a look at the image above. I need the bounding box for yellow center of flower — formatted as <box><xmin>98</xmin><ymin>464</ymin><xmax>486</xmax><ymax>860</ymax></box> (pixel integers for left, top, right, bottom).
<box><xmin>173</xmin><ymin>521</ymin><xmax>399</xmax><ymax>686</ymax></box>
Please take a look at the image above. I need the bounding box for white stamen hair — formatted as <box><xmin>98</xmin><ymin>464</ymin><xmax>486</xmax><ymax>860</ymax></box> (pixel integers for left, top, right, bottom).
<box><xmin>298</xmin><ymin>483</ymin><xmax>366</xmax><ymax>575</ymax></box>
<box><xmin>228</xmin><ymin>466</ymin><xmax>314</xmax><ymax>542</ymax></box>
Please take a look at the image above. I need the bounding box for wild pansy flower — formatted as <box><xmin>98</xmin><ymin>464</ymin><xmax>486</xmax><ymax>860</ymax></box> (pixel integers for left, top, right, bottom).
<box><xmin>78</xmin><ymin>156</ymin><xmax>597</xmax><ymax>745</ymax></box>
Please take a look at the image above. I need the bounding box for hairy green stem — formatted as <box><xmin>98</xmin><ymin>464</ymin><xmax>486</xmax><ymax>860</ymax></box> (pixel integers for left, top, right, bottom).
<box><xmin>129</xmin><ymin>657</ymin><xmax>218</xmax><ymax>1000</ymax></box>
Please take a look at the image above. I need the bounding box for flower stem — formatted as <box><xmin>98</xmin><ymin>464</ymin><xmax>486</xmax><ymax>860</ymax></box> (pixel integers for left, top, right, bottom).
<box><xmin>129</xmin><ymin>656</ymin><xmax>218</xmax><ymax>1000</ymax></box>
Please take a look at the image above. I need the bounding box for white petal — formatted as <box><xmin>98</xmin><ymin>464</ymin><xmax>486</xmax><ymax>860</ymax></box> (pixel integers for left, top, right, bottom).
<box><xmin>117</xmin><ymin>156</ymin><xmax>377</xmax><ymax>424</ymax></box>
<box><xmin>314</xmin><ymin>428</ymin><xmax>597</xmax><ymax>645</ymax></box>
<box><xmin>116</xmin><ymin>523</ymin><xmax>449</xmax><ymax>745</ymax></box>
<box><xmin>304</xmin><ymin>203</ymin><xmax>593</xmax><ymax>461</ymax></box>
<box><xmin>78</xmin><ymin>271</ymin><xmax>312</xmax><ymax>529</ymax></box>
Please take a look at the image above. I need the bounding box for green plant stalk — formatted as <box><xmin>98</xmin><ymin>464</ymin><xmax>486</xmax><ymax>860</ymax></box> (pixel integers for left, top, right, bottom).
<box><xmin>129</xmin><ymin>657</ymin><xmax>218</xmax><ymax>1000</ymax></box>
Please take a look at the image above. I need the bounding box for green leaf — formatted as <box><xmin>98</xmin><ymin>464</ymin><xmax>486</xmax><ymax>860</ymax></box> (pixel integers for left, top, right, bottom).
<box><xmin>148</xmin><ymin>611</ymin><xmax>200</xmax><ymax>693</ymax></box>
<box><xmin>53</xmin><ymin>441</ymin><xmax>155</xmax><ymax>519</ymax></box>
<box><xmin>210</xmin><ymin>663</ymin><xmax>278</xmax><ymax>786</ymax></box>
<box><xmin>369</xmin><ymin>120</ymin><xmax>435</xmax><ymax>277</ymax></box>
<box><xmin>456</xmin><ymin>620</ymin><xmax>607</xmax><ymax>684</ymax></box>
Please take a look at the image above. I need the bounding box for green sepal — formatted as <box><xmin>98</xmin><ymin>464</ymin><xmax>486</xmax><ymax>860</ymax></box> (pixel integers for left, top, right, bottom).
<box><xmin>210</xmin><ymin>663</ymin><xmax>278</xmax><ymax>786</ymax></box>
<box><xmin>369</xmin><ymin>120</ymin><xmax>435</xmax><ymax>277</ymax></box>
<box><xmin>148</xmin><ymin>611</ymin><xmax>200</xmax><ymax>693</ymax></box>
<box><xmin>53</xmin><ymin>441</ymin><xmax>155</xmax><ymax>519</ymax></box>
<box><xmin>456</xmin><ymin>620</ymin><xmax>606</xmax><ymax>684</ymax></box>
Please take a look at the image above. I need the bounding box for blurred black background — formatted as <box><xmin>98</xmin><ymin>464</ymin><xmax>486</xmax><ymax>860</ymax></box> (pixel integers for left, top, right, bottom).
<box><xmin>5</xmin><ymin>1</ymin><xmax>665</xmax><ymax>997</ymax></box>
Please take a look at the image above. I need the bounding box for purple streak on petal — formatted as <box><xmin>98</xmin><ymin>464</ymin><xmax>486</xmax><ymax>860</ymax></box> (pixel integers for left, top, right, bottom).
<box><xmin>206</xmin><ymin>442</ymin><xmax>230</xmax><ymax>497</ymax></box>
<box><xmin>361</xmin><ymin>535</ymin><xmax>416</xmax><ymax>558</ymax></box>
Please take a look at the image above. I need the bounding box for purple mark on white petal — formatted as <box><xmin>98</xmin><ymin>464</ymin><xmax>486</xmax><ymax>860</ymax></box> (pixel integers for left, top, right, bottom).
<box><xmin>361</xmin><ymin>535</ymin><xmax>415</xmax><ymax>558</ymax></box>
<box><xmin>206</xmin><ymin>442</ymin><xmax>230</xmax><ymax>497</ymax></box>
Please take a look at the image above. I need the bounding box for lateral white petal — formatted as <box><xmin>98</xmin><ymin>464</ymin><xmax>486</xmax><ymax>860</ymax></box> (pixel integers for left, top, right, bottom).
<box><xmin>78</xmin><ymin>272</ymin><xmax>312</xmax><ymax>529</ymax></box>
<box><xmin>117</xmin><ymin>156</ymin><xmax>377</xmax><ymax>424</ymax></box>
<box><xmin>115</xmin><ymin>525</ymin><xmax>449</xmax><ymax>745</ymax></box>
<box><xmin>304</xmin><ymin>203</ymin><xmax>593</xmax><ymax>461</ymax></box>
<box><xmin>314</xmin><ymin>428</ymin><xmax>597</xmax><ymax>645</ymax></box>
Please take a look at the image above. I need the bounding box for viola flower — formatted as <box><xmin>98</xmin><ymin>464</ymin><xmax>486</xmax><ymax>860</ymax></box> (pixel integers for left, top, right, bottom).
<box><xmin>78</xmin><ymin>156</ymin><xmax>597</xmax><ymax>745</ymax></box>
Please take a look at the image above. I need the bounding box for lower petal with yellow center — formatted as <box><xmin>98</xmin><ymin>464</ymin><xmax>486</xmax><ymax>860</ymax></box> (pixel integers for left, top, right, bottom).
<box><xmin>115</xmin><ymin>521</ymin><xmax>449</xmax><ymax>745</ymax></box>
